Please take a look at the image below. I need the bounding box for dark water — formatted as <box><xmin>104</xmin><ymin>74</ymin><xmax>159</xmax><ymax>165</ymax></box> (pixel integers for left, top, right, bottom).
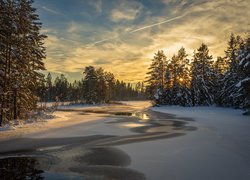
<box><xmin>0</xmin><ymin>110</ymin><xmax>196</xmax><ymax>179</ymax></box>
<box><xmin>0</xmin><ymin>147</ymin><xmax>145</xmax><ymax>180</ymax></box>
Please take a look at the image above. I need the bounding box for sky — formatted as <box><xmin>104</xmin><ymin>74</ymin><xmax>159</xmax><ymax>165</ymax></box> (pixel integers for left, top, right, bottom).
<box><xmin>33</xmin><ymin>0</ymin><xmax>250</xmax><ymax>83</ymax></box>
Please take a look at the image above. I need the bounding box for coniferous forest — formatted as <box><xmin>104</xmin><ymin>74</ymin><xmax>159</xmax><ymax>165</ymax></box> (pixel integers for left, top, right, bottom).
<box><xmin>0</xmin><ymin>1</ymin><xmax>250</xmax><ymax>179</ymax></box>
<box><xmin>0</xmin><ymin>0</ymin><xmax>46</xmax><ymax>125</ymax></box>
<box><xmin>0</xmin><ymin>0</ymin><xmax>145</xmax><ymax>125</ymax></box>
<box><xmin>37</xmin><ymin>67</ymin><xmax>146</xmax><ymax>104</ymax></box>
<box><xmin>0</xmin><ymin>0</ymin><xmax>249</xmax><ymax>126</ymax></box>
<box><xmin>146</xmin><ymin>34</ymin><xmax>250</xmax><ymax>111</ymax></box>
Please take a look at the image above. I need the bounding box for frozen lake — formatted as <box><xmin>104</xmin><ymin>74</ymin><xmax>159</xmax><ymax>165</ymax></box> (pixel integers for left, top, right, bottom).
<box><xmin>0</xmin><ymin>101</ymin><xmax>250</xmax><ymax>180</ymax></box>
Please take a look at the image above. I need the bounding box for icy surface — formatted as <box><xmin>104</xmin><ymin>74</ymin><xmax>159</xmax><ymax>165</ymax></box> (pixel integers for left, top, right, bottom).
<box><xmin>120</xmin><ymin>105</ymin><xmax>250</xmax><ymax>180</ymax></box>
<box><xmin>1</xmin><ymin>102</ymin><xmax>250</xmax><ymax>180</ymax></box>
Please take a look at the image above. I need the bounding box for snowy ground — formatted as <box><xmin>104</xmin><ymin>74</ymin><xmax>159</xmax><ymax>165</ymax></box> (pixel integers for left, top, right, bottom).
<box><xmin>123</xmin><ymin>106</ymin><xmax>250</xmax><ymax>180</ymax></box>
<box><xmin>0</xmin><ymin>101</ymin><xmax>151</xmax><ymax>140</ymax></box>
<box><xmin>0</xmin><ymin>102</ymin><xmax>250</xmax><ymax>180</ymax></box>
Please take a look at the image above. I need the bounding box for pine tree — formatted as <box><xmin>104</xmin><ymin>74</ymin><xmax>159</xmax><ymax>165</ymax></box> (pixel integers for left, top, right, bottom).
<box><xmin>236</xmin><ymin>35</ymin><xmax>250</xmax><ymax>111</ymax></box>
<box><xmin>0</xmin><ymin>0</ymin><xmax>16</xmax><ymax>124</ymax></box>
<box><xmin>220</xmin><ymin>34</ymin><xmax>242</xmax><ymax>107</ymax></box>
<box><xmin>95</xmin><ymin>67</ymin><xmax>106</xmax><ymax>103</ymax></box>
<box><xmin>213</xmin><ymin>56</ymin><xmax>227</xmax><ymax>105</ymax></box>
<box><xmin>46</xmin><ymin>73</ymin><xmax>53</xmax><ymax>102</ymax></box>
<box><xmin>105</xmin><ymin>72</ymin><xmax>115</xmax><ymax>102</ymax></box>
<box><xmin>190</xmin><ymin>43</ymin><xmax>214</xmax><ymax>105</ymax></box>
<box><xmin>54</xmin><ymin>74</ymin><xmax>68</xmax><ymax>102</ymax></box>
<box><xmin>0</xmin><ymin>0</ymin><xmax>46</xmax><ymax>125</ymax></box>
<box><xmin>146</xmin><ymin>50</ymin><xmax>167</xmax><ymax>104</ymax></box>
<box><xmin>16</xmin><ymin>0</ymin><xmax>46</xmax><ymax>118</ymax></box>
<box><xmin>83</xmin><ymin>66</ymin><xmax>98</xmax><ymax>104</ymax></box>
<box><xmin>168</xmin><ymin>47</ymin><xmax>191</xmax><ymax>106</ymax></box>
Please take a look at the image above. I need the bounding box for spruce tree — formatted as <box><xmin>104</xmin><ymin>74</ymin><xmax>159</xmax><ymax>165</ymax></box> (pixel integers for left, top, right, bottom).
<box><xmin>236</xmin><ymin>35</ymin><xmax>250</xmax><ymax>111</ymax></box>
<box><xmin>220</xmin><ymin>34</ymin><xmax>242</xmax><ymax>107</ymax></box>
<box><xmin>105</xmin><ymin>72</ymin><xmax>115</xmax><ymax>102</ymax></box>
<box><xmin>54</xmin><ymin>74</ymin><xmax>68</xmax><ymax>102</ymax></box>
<box><xmin>213</xmin><ymin>56</ymin><xmax>227</xmax><ymax>105</ymax></box>
<box><xmin>190</xmin><ymin>43</ymin><xmax>214</xmax><ymax>105</ymax></box>
<box><xmin>0</xmin><ymin>0</ymin><xmax>46</xmax><ymax>124</ymax></box>
<box><xmin>83</xmin><ymin>66</ymin><xmax>98</xmax><ymax>104</ymax></box>
<box><xmin>95</xmin><ymin>68</ymin><xmax>106</xmax><ymax>103</ymax></box>
<box><xmin>146</xmin><ymin>50</ymin><xmax>167</xmax><ymax>104</ymax></box>
<box><xmin>46</xmin><ymin>73</ymin><xmax>53</xmax><ymax>101</ymax></box>
<box><xmin>168</xmin><ymin>47</ymin><xmax>191</xmax><ymax>106</ymax></box>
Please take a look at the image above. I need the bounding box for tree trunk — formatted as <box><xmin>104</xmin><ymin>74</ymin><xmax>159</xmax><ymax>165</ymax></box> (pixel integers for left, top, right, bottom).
<box><xmin>13</xmin><ymin>88</ymin><xmax>17</xmax><ymax>120</ymax></box>
<box><xmin>0</xmin><ymin>114</ymin><xmax>2</xmax><ymax>126</ymax></box>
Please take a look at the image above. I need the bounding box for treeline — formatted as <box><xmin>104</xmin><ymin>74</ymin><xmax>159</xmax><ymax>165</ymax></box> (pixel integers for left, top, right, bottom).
<box><xmin>146</xmin><ymin>34</ymin><xmax>249</xmax><ymax>110</ymax></box>
<box><xmin>0</xmin><ymin>0</ymin><xmax>46</xmax><ymax>125</ymax></box>
<box><xmin>38</xmin><ymin>66</ymin><xmax>146</xmax><ymax>104</ymax></box>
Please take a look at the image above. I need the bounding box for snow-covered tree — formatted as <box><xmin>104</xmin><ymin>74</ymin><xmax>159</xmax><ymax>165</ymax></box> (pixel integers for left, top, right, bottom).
<box><xmin>190</xmin><ymin>43</ymin><xmax>214</xmax><ymax>105</ymax></box>
<box><xmin>0</xmin><ymin>0</ymin><xmax>16</xmax><ymax>124</ymax></box>
<box><xmin>146</xmin><ymin>50</ymin><xmax>168</xmax><ymax>104</ymax></box>
<box><xmin>213</xmin><ymin>56</ymin><xmax>227</xmax><ymax>105</ymax></box>
<box><xmin>0</xmin><ymin>0</ymin><xmax>46</xmax><ymax>125</ymax></box>
<box><xmin>168</xmin><ymin>47</ymin><xmax>191</xmax><ymax>106</ymax></box>
<box><xmin>220</xmin><ymin>34</ymin><xmax>243</xmax><ymax>107</ymax></box>
<box><xmin>235</xmin><ymin>35</ymin><xmax>250</xmax><ymax>110</ymax></box>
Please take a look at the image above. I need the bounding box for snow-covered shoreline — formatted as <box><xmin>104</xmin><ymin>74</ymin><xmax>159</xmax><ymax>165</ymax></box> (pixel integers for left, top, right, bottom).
<box><xmin>150</xmin><ymin>105</ymin><xmax>248</xmax><ymax>122</ymax></box>
<box><xmin>1</xmin><ymin>102</ymin><xmax>248</xmax><ymax>140</ymax></box>
<box><xmin>120</xmin><ymin>105</ymin><xmax>250</xmax><ymax>180</ymax></box>
<box><xmin>0</xmin><ymin>101</ymin><xmax>151</xmax><ymax>140</ymax></box>
<box><xmin>0</xmin><ymin>102</ymin><xmax>250</xmax><ymax>179</ymax></box>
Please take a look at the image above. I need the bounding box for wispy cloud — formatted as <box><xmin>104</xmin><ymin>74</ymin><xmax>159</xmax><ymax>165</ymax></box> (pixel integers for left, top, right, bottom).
<box><xmin>83</xmin><ymin>15</ymin><xmax>186</xmax><ymax>48</ymax></box>
<box><xmin>37</xmin><ymin>0</ymin><xmax>250</xmax><ymax>82</ymax></box>
<box><xmin>88</xmin><ymin>0</ymin><xmax>102</xmax><ymax>13</ymax></box>
<box><xmin>110</xmin><ymin>0</ymin><xmax>144</xmax><ymax>22</ymax></box>
<box><xmin>42</xmin><ymin>6</ymin><xmax>69</xmax><ymax>19</ymax></box>
<box><xmin>42</xmin><ymin>6</ymin><xmax>61</xmax><ymax>15</ymax></box>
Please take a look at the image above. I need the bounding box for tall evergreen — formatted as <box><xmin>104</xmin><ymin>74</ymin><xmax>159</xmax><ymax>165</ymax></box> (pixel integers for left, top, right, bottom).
<box><xmin>168</xmin><ymin>47</ymin><xmax>191</xmax><ymax>106</ymax></box>
<box><xmin>220</xmin><ymin>34</ymin><xmax>243</xmax><ymax>107</ymax></box>
<box><xmin>105</xmin><ymin>72</ymin><xmax>115</xmax><ymax>102</ymax></box>
<box><xmin>0</xmin><ymin>0</ymin><xmax>46</xmax><ymax>125</ymax></box>
<box><xmin>190</xmin><ymin>43</ymin><xmax>214</xmax><ymax>105</ymax></box>
<box><xmin>213</xmin><ymin>56</ymin><xmax>227</xmax><ymax>105</ymax></box>
<box><xmin>54</xmin><ymin>74</ymin><xmax>68</xmax><ymax>102</ymax></box>
<box><xmin>83</xmin><ymin>66</ymin><xmax>98</xmax><ymax>104</ymax></box>
<box><xmin>95</xmin><ymin>67</ymin><xmax>107</xmax><ymax>103</ymax></box>
<box><xmin>45</xmin><ymin>73</ymin><xmax>53</xmax><ymax>101</ymax></box>
<box><xmin>236</xmin><ymin>35</ymin><xmax>250</xmax><ymax>110</ymax></box>
<box><xmin>146</xmin><ymin>50</ymin><xmax>167</xmax><ymax>104</ymax></box>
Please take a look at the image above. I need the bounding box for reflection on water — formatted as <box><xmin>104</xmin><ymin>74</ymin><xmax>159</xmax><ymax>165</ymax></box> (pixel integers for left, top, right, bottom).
<box><xmin>122</xmin><ymin>122</ymin><xmax>146</xmax><ymax>128</ymax></box>
<box><xmin>0</xmin><ymin>157</ymin><xmax>44</xmax><ymax>179</ymax></box>
<box><xmin>133</xmin><ymin>112</ymin><xmax>150</xmax><ymax>123</ymax></box>
<box><xmin>113</xmin><ymin>112</ymin><xmax>150</xmax><ymax>122</ymax></box>
<box><xmin>0</xmin><ymin>147</ymin><xmax>145</xmax><ymax>180</ymax></box>
<box><xmin>74</xmin><ymin>147</ymin><xmax>131</xmax><ymax>166</ymax></box>
<box><xmin>109</xmin><ymin>110</ymin><xmax>196</xmax><ymax>135</ymax></box>
<box><xmin>69</xmin><ymin>147</ymin><xmax>145</xmax><ymax>180</ymax></box>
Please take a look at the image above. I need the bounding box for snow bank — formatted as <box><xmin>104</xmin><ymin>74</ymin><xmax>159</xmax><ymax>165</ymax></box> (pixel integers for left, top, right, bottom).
<box><xmin>57</xmin><ymin>103</ymin><xmax>99</xmax><ymax>110</ymax></box>
<box><xmin>0</xmin><ymin>125</ymin><xmax>16</xmax><ymax>131</ymax></box>
<box><xmin>121</xmin><ymin>105</ymin><xmax>250</xmax><ymax>180</ymax></box>
<box><xmin>151</xmin><ymin>105</ymin><xmax>248</xmax><ymax>122</ymax></box>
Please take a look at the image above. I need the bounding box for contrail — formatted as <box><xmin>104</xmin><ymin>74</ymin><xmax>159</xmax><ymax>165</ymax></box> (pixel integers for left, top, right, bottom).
<box><xmin>83</xmin><ymin>15</ymin><xmax>185</xmax><ymax>48</ymax></box>
<box><xmin>128</xmin><ymin>15</ymin><xmax>185</xmax><ymax>33</ymax></box>
<box><xmin>83</xmin><ymin>36</ymin><xmax>119</xmax><ymax>48</ymax></box>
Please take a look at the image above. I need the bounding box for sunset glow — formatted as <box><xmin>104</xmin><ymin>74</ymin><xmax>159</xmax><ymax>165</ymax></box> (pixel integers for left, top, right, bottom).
<box><xmin>34</xmin><ymin>0</ymin><xmax>250</xmax><ymax>82</ymax></box>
